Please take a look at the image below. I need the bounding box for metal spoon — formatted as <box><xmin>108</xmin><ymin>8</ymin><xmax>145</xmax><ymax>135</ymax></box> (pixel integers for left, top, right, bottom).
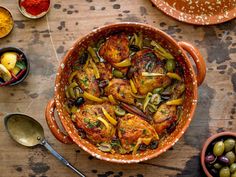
<box><xmin>4</xmin><ymin>113</ymin><xmax>86</xmax><ymax>177</ymax></box>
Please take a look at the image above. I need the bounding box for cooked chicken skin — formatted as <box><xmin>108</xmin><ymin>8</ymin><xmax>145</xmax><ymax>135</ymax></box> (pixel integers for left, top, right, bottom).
<box><xmin>97</xmin><ymin>62</ymin><xmax>113</xmax><ymax>81</ymax></box>
<box><xmin>99</xmin><ymin>33</ymin><xmax>129</xmax><ymax>63</ymax></box>
<box><xmin>118</xmin><ymin>113</ymin><xmax>159</xmax><ymax>153</ymax></box>
<box><xmin>75</xmin><ymin>103</ymin><xmax>116</xmax><ymax>144</ymax></box>
<box><xmin>131</xmin><ymin>49</ymin><xmax>171</xmax><ymax>95</ymax></box>
<box><xmin>153</xmin><ymin>103</ymin><xmax>177</xmax><ymax>134</ymax></box>
<box><xmin>76</xmin><ymin>65</ymin><xmax>100</xmax><ymax>97</ymax></box>
<box><xmin>99</xmin><ymin>33</ymin><xmax>130</xmax><ymax>73</ymax></box>
<box><xmin>105</xmin><ymin>78</ymin><xmax>135</xmax><ymax>105</ymax></box>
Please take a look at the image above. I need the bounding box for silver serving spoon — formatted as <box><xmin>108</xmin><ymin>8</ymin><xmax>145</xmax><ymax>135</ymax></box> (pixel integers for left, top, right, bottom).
<box><xmin>4</xmin><ymin>113</ymin><xmax>86</xmax><ymax>177</ymax></box>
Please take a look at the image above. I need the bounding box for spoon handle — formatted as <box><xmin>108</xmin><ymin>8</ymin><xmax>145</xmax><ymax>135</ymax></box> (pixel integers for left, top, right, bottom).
<box><xmin>41</xmin><ymin>139</ymin><xmax>86</xmax><ymax>177</ymax></box>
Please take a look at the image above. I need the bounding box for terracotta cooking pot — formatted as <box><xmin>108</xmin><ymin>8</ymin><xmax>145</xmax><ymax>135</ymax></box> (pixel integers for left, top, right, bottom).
<box><xmin>45</xmin><ymin>22</ymin><xmax>206</xmax><ymax>163</ymax></box>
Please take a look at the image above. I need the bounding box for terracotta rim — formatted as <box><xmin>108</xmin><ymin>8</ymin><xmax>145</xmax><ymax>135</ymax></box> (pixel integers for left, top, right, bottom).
<box><xmin>47</xmin><ymin>22</ymin><xmax>206</xmax><ymax>163</ymax></box>
<box><xmin>150</xmin><ymin>0</ymin><xmax>236</xmax><ymax>25</ymax></box>
<box><xmin>201</xmin><ymin>131</ymin><xmax>236</xmax><ymax>177</ymax></box>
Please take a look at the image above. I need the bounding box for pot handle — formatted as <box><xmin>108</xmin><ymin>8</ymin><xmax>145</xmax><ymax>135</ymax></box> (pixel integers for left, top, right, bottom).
<box><xmin>45</xmin><ymin>99</ymin><xmax>73</xmax><ymax>144</ymax></box>
<box><xmin>178</xmin><ymin>41</ymin><xmax>206</xmax><ymax>86</ymax></box>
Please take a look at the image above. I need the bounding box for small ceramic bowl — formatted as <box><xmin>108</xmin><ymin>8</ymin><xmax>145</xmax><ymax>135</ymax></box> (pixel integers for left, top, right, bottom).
<box><xmin>201</xmin><ymin>131</ymin><xmax>236</xmax><ymax>177</ymax></box>
<box><xmin>0</xmin><ymin>6</ymin><xmax>14</xmax><ymax>38</ymax></box>
<box><xmin>0</xmin><ymin>47</ymin><xmax>30</xmax><ymax>87</ymax></box>
<box><xmin>17</xmin><ymin>0</ymin><xmax>51</xmax><ymax>19</ymax></box>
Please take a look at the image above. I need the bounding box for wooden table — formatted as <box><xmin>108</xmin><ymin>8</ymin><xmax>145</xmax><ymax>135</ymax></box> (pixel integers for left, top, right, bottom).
<box><xmin>0</xmin><ymin>0</ymin><xmax>235</xmax><ymax>177</ymax></box>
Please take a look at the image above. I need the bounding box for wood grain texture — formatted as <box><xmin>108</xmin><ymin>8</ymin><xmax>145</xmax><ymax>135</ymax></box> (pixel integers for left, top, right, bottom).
<box><xmin>0</xmin><ymin>0</ymin><xmax>235</xmax><ymax>177</ymax></box>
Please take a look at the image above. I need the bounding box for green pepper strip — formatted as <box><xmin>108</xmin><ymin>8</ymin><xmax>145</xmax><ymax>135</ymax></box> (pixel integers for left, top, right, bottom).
<box><xmin>129</xmin><ymin>35</ymin><xmax>135</xmax><ymax>45</ymax></box>
<box><xmin>87</xmin><ymin>46</ymin><xmax>99</xmax><ymax>63</ymax></box>
<box><xmin>143</xmin><ymin>92</ymin><xmax>153</xmax><ymax>112</ymax></box>
<box><xmin>148</xmin><ymin>103</ymin><xmax>157</xmax><ymax>113</ymax></box>
<box><xmin>150</xmin><ymin>41</ymin><xmax>174</xmax><ymax>60</ymax></box>
<box><xmin>137</xmin><ymin>32</ymin><xmax>143</xmax><ymax>49</ymax></box>
<box><xmin>67</xmin><ymin>82</ymin><xmax>78</xmax><ymax>99</ymax></box>
<box><xmin>69</xmin><ymin>71</ymin><xmax>79</xmax><ymax>84</ymax></box>
<box><xmin>134</xmin><ymin>33</ymin><xmax>139</xmax><ymax>46</ymax></box>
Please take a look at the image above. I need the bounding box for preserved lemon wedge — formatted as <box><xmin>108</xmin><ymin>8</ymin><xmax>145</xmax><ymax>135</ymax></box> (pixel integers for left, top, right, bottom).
<box><xmin>0</xmin><ymin>64</ymin><xmax>12</xmax><ymax>82</ymax></box>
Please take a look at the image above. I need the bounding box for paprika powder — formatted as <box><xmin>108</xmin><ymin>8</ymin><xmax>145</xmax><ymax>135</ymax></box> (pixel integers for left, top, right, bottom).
<box><xmin>20</xmin><ymin>0</ymin><xmax>50</xmax><ymax>16</ymax></box>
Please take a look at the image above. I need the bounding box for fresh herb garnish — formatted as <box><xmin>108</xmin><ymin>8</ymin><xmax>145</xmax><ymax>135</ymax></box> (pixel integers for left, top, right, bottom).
<box><xmin>16</xmin><ymin>61</ymin><xmax>26</xmax><ymax>70</ymax></box>
<box><xmin>160</xmin><ymin>110</ymin><xmax>168</xmax><ymax>114</ymax></box>
<box><xmin>84</xmin><ymin>118</ymin><xmax>99</xmax><ymax>129</ymax></box>
<box><xmin>80</xmin><ymin>76</ymin><xmax>89</xmax><ymax>87</ymax></box>
<box><xmin>84</xmin><ymin>117</ymin><xmax>90</xmax><ymax>123</ymax></box>
<box><xmin>110</xmin><ymin>139</ymin><xmax>121</xmax><ymax>147</ymax></box>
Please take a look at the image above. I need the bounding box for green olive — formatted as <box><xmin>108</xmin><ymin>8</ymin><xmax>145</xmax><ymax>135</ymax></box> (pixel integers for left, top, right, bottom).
<box><xmin>213</xmin><ymin>141</ymin><xmax>225</xmax><ymax>156</ymax></box>
<box><xmin>115</xmin><ymin>106</ymin><xmax>126</xmax><ymax>116</ymax></box>
<box><xmin>113</xmin><ymin>70</ymin><xmax>124</xmax><ymax>78</ymax></box>
<box><xmin>152</xmin><ymin>87</ymin><xmax>164</xmax><ymax>94</ymax></box>
<box><xmin>232</xmin><ymin>172</ymin><xmax>236</xmax><ymax>177</ymax></box>
<box><xmin>98</xmin><ymin>142</ymin><xmax>112</xmax><ymax>152</ymax></box>
<box><xmin>219</xmin><ymin>166</ymin><xmax>230</xmax><ymax>177</ymax></box>
<box><xmin>225</xmin><ymin>151</ymin><xmax>235</xmax><ymax>165</ymax></box>
<box><xmin>224</xmin><ymin>138</ymin><xmax>235</xmax><ymax>152</ymax></box>
<box><xmin>165</xmin><ymin>59</ymin><xmax>176</xmax><ymax>72</ymax></box>
<box><xmin>230</xmin><ymin>163</ymin><xmax>236</xmax><ymax>173</ymax></box>
<box><xmin>213</xmin><ymin>163</ymin><xmax>222</xmax><ymax>169</ymax></box>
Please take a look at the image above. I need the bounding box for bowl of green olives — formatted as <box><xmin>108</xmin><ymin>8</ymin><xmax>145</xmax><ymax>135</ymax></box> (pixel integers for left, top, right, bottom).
<box><xmin>201</xmin><ymin>131</ymin><xmax>236</xmax><ymax>177</ymax></box>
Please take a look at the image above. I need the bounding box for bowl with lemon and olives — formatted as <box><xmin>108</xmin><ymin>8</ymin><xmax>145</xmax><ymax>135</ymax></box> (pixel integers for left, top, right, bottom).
<box><xmin>0</xmin><ymin>47</ymin><xmax>30</xmax><ymax>86</ymax></box>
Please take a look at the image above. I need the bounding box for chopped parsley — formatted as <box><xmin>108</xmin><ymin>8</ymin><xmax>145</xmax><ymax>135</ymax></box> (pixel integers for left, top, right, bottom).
<box><xmin>80</xmin><ymin>76</ymin><xmax>89</xmax><ymax>87</ymax></box>
<box><xmin>84</xmin><ymin>118</ymin><xmax>99</xmax><ymax>129</ymax></box>
<box><xmin>84</xmin><ymin>117</ymin><xmax>90</xmax><ymax>123</ymax></box>
<box><xmin>110</xmin><ymin>139</ymin><xmax>121</xmax><ymax>147</ymax></box>
<box><xmin>160</xmin><ymin>110</ymin><xmax>168</xmax><ymax>114</ymax></box>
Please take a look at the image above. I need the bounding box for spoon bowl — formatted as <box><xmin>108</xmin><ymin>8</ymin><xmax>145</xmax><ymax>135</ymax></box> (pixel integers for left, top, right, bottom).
<box><xmin>5</xmin><ymin>114</ymin><xmax>44</xmax><ymax>147</ymax></box>
<box><xmin>4</xmin><ymin>113</ymin><xmax>85</xmax><ymax>177</ymax></box>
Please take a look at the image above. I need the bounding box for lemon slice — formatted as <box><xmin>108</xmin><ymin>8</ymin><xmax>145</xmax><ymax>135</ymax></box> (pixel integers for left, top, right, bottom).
<box><xmin>1</xmin><ymin>52</ymin><xmax>17</xmax><ymax>70</ymax></box>
<box><xmin>0</xmin><ymin>64</ymin><xmax>12</xmax><ymax>82</ymax></box>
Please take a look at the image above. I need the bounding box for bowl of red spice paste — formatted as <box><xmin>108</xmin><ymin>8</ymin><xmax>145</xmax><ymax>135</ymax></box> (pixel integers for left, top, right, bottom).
<box><xmin>18</xmin><ymin>0</ymin><xmax>50</xmax><ymax>19</ymax></box>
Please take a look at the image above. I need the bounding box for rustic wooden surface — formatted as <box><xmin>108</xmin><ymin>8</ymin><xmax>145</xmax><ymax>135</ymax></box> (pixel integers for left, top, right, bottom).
<box><xmin>0</xmin><ymin>0</ymin><xmax>235</xmax><ymax>177</ymax></box>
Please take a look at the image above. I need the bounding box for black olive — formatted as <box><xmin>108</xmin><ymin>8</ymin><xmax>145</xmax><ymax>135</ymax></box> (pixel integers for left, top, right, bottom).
<box><xmin>67</xmin><ymin>99</ymin><xmax>75</xmax><ymax>108</ymax></box>
<box><xmin>161</xmin><ymin>90</ymin><xmax>172</xmax><ymax>96</ymax></box>
<box><xmin>75</xmin><ymin>97</ymin><xmax>85</xmax><ymax>107</ymax></box>
<box><xmin>161</xmin><ymin>95</ymin><xmax>170</xmax><ymax>100</ymax></box>
<box><xmin>167</xmin><ymin>122</ymin><xmax>176</xmax><ymax>134</ymax></box>
<box><xmin>127</xmin><ymin>67</ymin><xmax>136</xmax><ymax>79</ymax></box>
<box><xmin>205</xmin><ymin>154</ymin><xmax>216</xmax><ymax>164</ymax></box>
<box><xmin>218</xmin><ymin>156</ymin><xmax>230</xmax><ymax>165</ymax></box>
<box><xmin>78</xmin><ymin>128</ymin><xmax>86</xmax><ymax>139</ymax></box>
<box><xmin>129</xmin><ymin>45</ymin><xmax>140</xmax><ymax>52</ymax></box>
<box><xmin>79</xmin><ymin>52</ymin><xmax>88</xmax><ymax>65</ymax></box>
<box><xmin>139</xmin><ymin>144</ymin><xmax>148</xmax><ymax>151</ymax></box>
<box><xmin>209</xmin><ymin>168</ymin><xmax>218</xmax><ymax>177</ymax></box>
<box><xmin>175</xmin><ymin>64</ymin><xmax>184</xmax><ymax>75</ymax></box>
<box><xmin>149</xmin><ymin>140</ymin><xmax>159</xmax><ymax>149</ymax></box>
<box><xmin>99</xmin><ymin>80</ymin><xmax>109</xmax><ymax>88</ymax></box>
